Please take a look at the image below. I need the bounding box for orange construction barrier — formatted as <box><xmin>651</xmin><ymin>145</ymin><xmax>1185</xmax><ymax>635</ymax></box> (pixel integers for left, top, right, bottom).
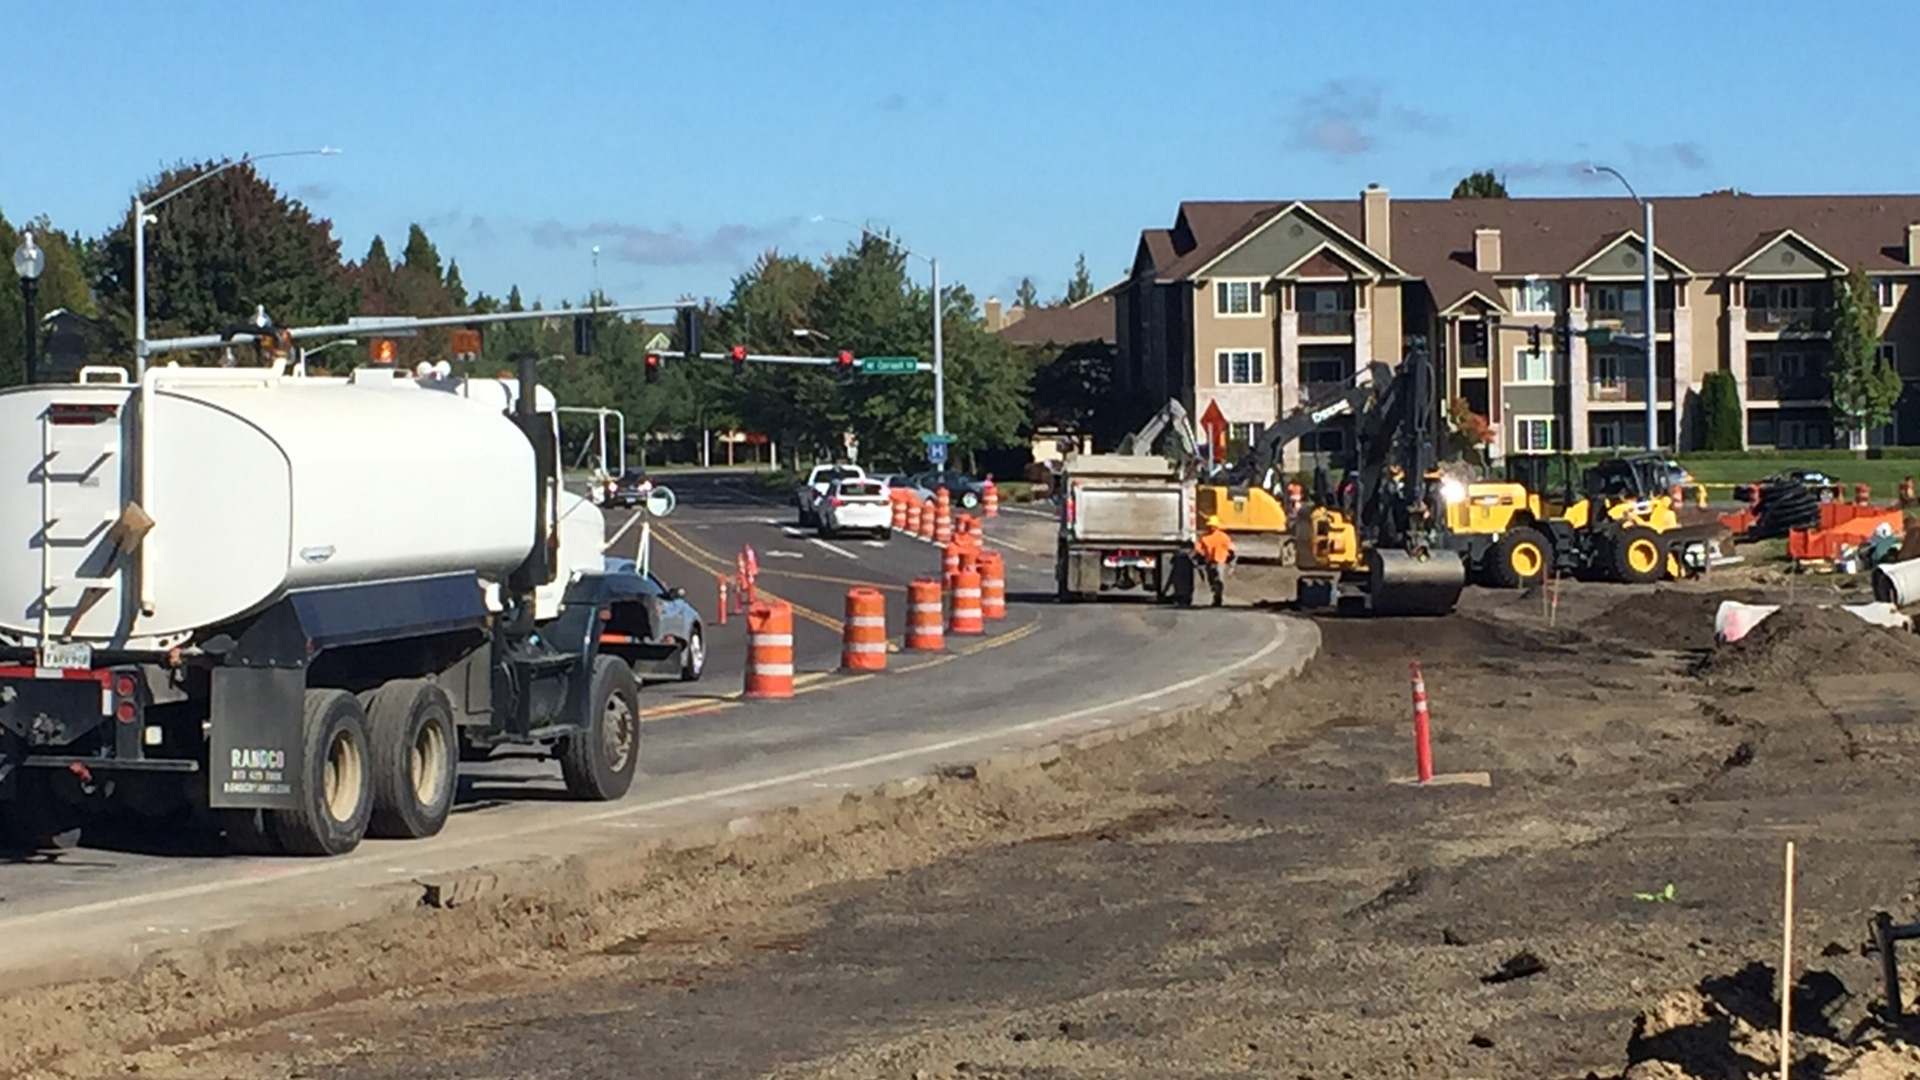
<box><xmin>982</xmin><ymin>477</ymin><xmax>999</xmax><ymax>517</ymax></box>
<box><xmin>948</xmin><ymin>567</ymin><xmax>984</xmax><ymax>636</ymax></box>
<box><xmin>904</xmin><ymin>577</ymin><xmax>944</xmax><ymax>651</ymax></box>
<box><xmin>943</xmin><ymin>542</ymin><xmax>963</xmax><ymax>577</ymax></box>
<box><xmin>841</xmin><ymin>587</ymin><xmax>887</xmax><ymax>672</ymax></box>
<box><xmin>891</xmin><ymin>492</ymin><xmax>909</xmax><ymax>531</ymax></box>
<box><xmin>716</xmin><ymin>575</ymin><xmax>729</xmax><ymax>626</ymax></box>
<box><xmin>934</xmin><ymin>488</ymin><xmax>954</xmax><ymax>544</ymax></box>
<box><xmin>744</xmin><ymin>602</ymin><xmax>794</xmax><ymax>699</ymax></box>
<box><xmin>918</xmin><ymin>498</ymin><xmax>936</xmax><ymax>541</ymax></box>
<box><xmin>979</xmin><ymin>550</ymin><xmax>1006</xmax><ymax>620</ymax></box>
<box><xmin>905</xmin><ymin>498</ymin><xmax>923</xmax><ymax>536</ymax></box>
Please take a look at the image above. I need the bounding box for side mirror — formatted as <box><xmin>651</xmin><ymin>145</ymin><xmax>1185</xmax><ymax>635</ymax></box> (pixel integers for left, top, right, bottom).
<box><xmin>668</xmin><ymin>586</ymin><xmax>686</xmax><ymax>601</ymax></box>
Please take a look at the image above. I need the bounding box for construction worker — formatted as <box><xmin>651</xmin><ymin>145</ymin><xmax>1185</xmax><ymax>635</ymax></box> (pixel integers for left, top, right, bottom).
<box><xmin>1193</xmin><ymin>515</ymin><xmax>1237</xmax><ymax>607</ymax></box>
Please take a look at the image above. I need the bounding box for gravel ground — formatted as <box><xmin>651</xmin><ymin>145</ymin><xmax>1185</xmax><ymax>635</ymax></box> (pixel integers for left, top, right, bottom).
<box><xmin>23</xmin><ymin>572</ymin><xmax>1920</xmax><ymax>1080</ymax></box>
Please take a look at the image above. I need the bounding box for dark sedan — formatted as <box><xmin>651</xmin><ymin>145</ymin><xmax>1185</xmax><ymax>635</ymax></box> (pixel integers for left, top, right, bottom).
<box><xmin>910</xmin><ymin>470</ymin><xmax>987</xmax><ymax>510</ymax></box>
<box><xmin>605</xmin><ymin>469</ymin><xmax>654</xmax><ymax>509</ymax></box>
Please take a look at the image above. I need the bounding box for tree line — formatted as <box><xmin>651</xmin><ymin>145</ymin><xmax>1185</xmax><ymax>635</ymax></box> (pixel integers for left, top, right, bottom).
<box><xmin>0</xmin><ymin>161</ymin><xmax>1101</xmax><ymax>469</ymax></box>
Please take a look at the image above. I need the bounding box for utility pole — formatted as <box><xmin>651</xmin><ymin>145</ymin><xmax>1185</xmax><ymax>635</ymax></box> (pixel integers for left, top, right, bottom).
<box><xmin>1590</xmin><ymin>164</ymin><xmax>1659</xmax><ymax>451</ymax></box>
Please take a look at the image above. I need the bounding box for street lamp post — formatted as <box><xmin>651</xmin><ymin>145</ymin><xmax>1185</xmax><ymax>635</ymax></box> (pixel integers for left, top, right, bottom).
<box><xmin>1589</xmin><ymin>165</ymin><xmax>1659</xmax><ymax>452</ymax></box>
<box><xmin>133</xmin><ymin>147</ymin><xmax>340</xmax><ymax>379</ymax></box>
<box><xmin>810</xmin><ymin>216</ymin><xmax>947</xmax><ymax>451</ymax></box>
<box><xmin>294</xmin><ymin>337</ymin><xmax>358</xmax><ymax>377</ymax></box>
<box><xmin>12</xmin><ymin>230</ymin><xmax>46</xmax><ymax>384</ymax></box>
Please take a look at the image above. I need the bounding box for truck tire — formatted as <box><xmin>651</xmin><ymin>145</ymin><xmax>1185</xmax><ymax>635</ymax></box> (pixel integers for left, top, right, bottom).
<box><xmin>680</xmin><ymin>626</ymin><xmax>706</xmax><ymax>682</ymax></box>
<box><xmin>361</xmin><ymin>679</ymin><xmax>457</xmax><ymax>840</ymax></box>
<box><xmin>268</xmin><ymin>689</ymin><xmax>374</xmax><ymax>857</ymax></box>
<box><xmin>560</xmin><ymin>655</ymin><xmax>640</xmax><ymax>801</ymax></box>
<box><xmin>1486</xmin><ymin>527</ymin><xmax>1549</xmax><ymax>589</ymax></box>
<box><xmin>1608</xmin><ymin>526</ymin><xmax>1666</xmax><ymax>585</ymax></box>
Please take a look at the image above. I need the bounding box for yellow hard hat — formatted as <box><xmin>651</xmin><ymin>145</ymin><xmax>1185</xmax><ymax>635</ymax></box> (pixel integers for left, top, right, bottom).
<box><xmin>1204</xmin><ymin>515</ymin><xmax>1222</xmax><ymax>527</ymax></box>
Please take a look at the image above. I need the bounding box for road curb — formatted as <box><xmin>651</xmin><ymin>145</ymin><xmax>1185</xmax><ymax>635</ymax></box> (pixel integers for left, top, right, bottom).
<box><xmin>0</xmin><ymin>616</ymin><xmax>1320</xmax><ymax>1037</ymax></box>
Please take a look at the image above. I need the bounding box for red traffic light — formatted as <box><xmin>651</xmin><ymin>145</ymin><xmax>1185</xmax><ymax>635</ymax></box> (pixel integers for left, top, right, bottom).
<box><xmin>837</xmin><ymin>350</ymin><xmax>854</xmax><ymax>368</ymax></box>
<box><xmin>730</xmin><ymin>344</ymin><xmax>747</xmax><ymax>377</ymax></box>
<box><xmin>645</xmin><ymin>352</ymin><xmax>661</xmax><ymax>367</ymax></box>
<box><xmin>644</xmin><ymin>352</ymin><xmax>661</xmax><ymax>384</ymax></box>
<box><xmin>730</xmin><ymin>345</ymin><xmax>747</xmax><ymax>360</ymax></box>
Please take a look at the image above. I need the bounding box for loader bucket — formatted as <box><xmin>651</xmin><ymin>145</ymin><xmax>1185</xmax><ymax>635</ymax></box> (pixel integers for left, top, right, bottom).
<box><xmin>1365</xmin><ymin>548</ymin><xmax>1466</xmax><ymax>616</ymax></box>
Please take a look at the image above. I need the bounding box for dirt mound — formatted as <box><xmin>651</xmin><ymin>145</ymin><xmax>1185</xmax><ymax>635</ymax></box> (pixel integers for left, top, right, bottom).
<box><xmin>1589</xmin><ymin>589</ymin><xmax>1772</xmax><ymax>652</ymax></box>
<box><xmin>1318</xmin><ymin>611</ymin><xmax>1586</xmax><ymax>665</ymax></box>
<box><xmin>1695</xmin><ymin>605</ymin><xmax>1920</xmax><ymax>683</ymax></box>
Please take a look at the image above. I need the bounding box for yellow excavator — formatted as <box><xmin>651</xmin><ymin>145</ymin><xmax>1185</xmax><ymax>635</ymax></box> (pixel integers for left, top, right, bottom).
<box><xmin>1195</xmin><ymin>370</ymin><xmax>1379</xmax><ymax>563</ymax></box>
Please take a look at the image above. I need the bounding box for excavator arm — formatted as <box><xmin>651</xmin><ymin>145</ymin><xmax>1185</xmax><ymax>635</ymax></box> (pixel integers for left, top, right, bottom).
<box><xmin>1118</xmin><ymin>399</ymin><xmax>1200</xmax><ymax>463</ymax></box>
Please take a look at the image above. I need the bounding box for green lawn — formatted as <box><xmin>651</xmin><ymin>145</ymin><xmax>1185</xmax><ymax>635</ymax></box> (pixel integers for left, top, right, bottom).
<box><xmin>1677</xmin><ymin>456</ymin><xmax>1916</xmax><ymax>498</ymax></box>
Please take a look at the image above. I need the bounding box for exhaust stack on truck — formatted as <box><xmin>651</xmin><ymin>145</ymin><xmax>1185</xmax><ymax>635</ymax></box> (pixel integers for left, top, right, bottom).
<box><xmin>0</xmin><ymin>312</ymin><xmax>689</xmax><ymax>856</ymax></box>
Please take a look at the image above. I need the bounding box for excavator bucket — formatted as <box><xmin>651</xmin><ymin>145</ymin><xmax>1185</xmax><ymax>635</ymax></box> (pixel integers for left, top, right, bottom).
<box><xmin>1365</xmin><ymin>548</ymin><xmax>1466</xmax><ymax>616</ymax></box>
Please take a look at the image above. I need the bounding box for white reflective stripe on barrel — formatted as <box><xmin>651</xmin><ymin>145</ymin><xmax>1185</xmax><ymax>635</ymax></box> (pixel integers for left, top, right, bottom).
<box><xmin>843</xmin><ymin>641</ymin><xmax>887</xmax><ymax>653</ymax></box>
<box><xmin>750</xmin><ymin>633</ymin><xmax>794</xmax><ymax>647</ymax></box>
<box><xmin>847</xmin><ymin>615</ymin><xmax>887</xmax><ymax>628</ymax></box>
<box><xmin>749</xmin><ymin>662</ymin><xmax>795</xmax><ymax>676</ymax></box>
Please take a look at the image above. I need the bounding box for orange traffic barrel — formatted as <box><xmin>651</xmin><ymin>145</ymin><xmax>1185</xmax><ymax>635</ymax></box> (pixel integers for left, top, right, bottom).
<box><xmin>948</xmin><ymin>568</ymin><xmax>984</xmax><ymax>635</ymax></box>
<box><xmin>918</xmin><ymin>499</ymin><xmax>937</xmax><ymax>540</ymax></box>
<box><xmin>744</xmin><ymin>601</ymin><xmax>794</xmax><ymax>699</ymax></box>
<box><xmin>980</xmin><ymin>550</ymin><xmax>1007</xmax><ymax>620</ymax></box>
<box><xmin>905</xmin><ymin>498</ymin><xmax>923</xmax><ymax>536</ymax></box>
<box><xmin>841</xmin><ymin>587</ymin><xmax>887</xmax><ymax>671</ymax></box>
<box><xmin>934</xmin><ymin>488</ymin><xmax>954</xmax><ymax>543</ymax></box>
<box><xmin>1856</xmin><ymin>483</ymin><xmax>1872</xmax><ymax>506</ymax></box>
<box><xmin>942</xmin><ymin>543</ymin><xmax>962</xmax><ymax>576</ymax></box>
<box><xmin>905</xmin><ymin>577</ymin><xmax>945</xmax><ymax>651</ymax></box>
<box><xmin>891</xmin><ymin>492</ymin><xmax>909</xmax><ymax>531</ymax></box>
<box><xmin>982</xmin><ymin>478</ymin><xmax>999</xmax><ymax>518</ymax></box>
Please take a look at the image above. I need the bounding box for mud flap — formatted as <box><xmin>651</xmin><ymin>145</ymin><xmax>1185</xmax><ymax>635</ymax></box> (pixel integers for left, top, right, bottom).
<box><xmin>209</xmin><ymin>667</ymin><xmax>305</xmax><ymax>810</ymax></box>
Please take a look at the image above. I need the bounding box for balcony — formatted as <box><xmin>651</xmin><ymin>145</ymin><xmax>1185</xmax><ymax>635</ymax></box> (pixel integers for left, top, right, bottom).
<box><xmin>1586</xmin><ymin>377</ymin><xmax>1675</xmax><ymax>404</ymax></box>
<box><xmin>1584</xmin><ymin>309</ymin><xmax>1673</xmax><ymax>335</ymax></box>
<box><xmin>1746</xmin><ymin>374</ymin><xmax>1827</xmax><ymax>402</ymax></box>
<box><xmin>1746</xmin><ymin>307</ymin><xmax>1825</xmax><ymax>335</ymax></box>
<box><xmin>1298</xmin><ymin>310</ymin><xmax>1355</xmax><ymax>337</ymax></box>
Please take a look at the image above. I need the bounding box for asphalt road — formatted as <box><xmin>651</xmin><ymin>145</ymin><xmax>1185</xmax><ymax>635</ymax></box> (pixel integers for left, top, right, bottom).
<box><xmin>0</xmin><ymin>470</ymin><xmax>1311</xmax><ymax>983</ymax></box>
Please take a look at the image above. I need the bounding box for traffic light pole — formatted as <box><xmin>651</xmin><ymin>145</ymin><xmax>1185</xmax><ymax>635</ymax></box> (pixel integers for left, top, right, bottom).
<box><xmin>931</xmin><ymin>256</ymin><xmax>945</xmax><ymax>440</ymax></box>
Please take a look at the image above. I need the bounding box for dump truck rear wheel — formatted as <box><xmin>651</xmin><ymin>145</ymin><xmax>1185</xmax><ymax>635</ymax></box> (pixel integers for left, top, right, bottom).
<box><xmin>268</xmin><ymin>689</ymin><xmax>374</xmax><ymax>857</ymax></box>
<box><xmin>362</xmin><ymin>679</ymin><xmax>457</xmax><ymax>841</ymax></box>
<box><xmin>1486</xmin><ymin>528</ymin><xmax>1549</xmax><ymax>589</ymax></box>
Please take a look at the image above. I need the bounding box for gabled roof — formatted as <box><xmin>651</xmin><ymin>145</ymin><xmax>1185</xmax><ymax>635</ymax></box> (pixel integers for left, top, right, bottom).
<box><xmin>1183</xmin><ymin>200</ymin><xmax>1409</xmax><ymax>281</ymax></box>
<box><xmin>994</xmin><ymin>291</ymin><xmax>1117</xmax><ymax>347</ymax></box>
<box><xmin>1133</xmin><ymin>192</ymin><xmax>1920</xmax><ymax>313</ymax></box>
<box><xmin>1724</xmin><ymin>228</ymin><xmax>1848</xmax><ymax>276</ymax></box>
<box><xmin>1276</xmin><ymin>241</ymin><xmax>1381</xmax><ymax>281</ymax></box>
<box><xmin>1566</xmin><ymin>230</ymin><xmax>1696</xmax><ymax>278</ymax></box>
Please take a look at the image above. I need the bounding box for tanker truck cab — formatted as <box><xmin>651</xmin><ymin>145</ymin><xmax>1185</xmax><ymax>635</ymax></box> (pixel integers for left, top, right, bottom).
<box><xmin>0</xmin><ymin>352</ymin><xmax>657</xmax><ymax>857</ymax></box>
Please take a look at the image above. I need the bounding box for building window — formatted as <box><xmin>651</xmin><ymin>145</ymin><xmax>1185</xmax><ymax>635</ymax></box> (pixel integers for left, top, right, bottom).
<box><xmin>1514</xmin><ymin>346</ymin><xmax>1553</xmax><ymax>384</ymax></box>
<box><xmin>1216</xmin><ymin>349</ymin><xmax>1265</xmax><ymax>385</ymax></box>
<box><xmin>1515</xmin><ymin>416</ymin><xmax>1558</xmax><ymax>452</ymax></box>
<box><xmin>1775</xmin><ymin>284</ymin><xmax>1802</xmax><ymax>310</ymax></box>
<box><xmin>1514</xmin><ymin>279</ymin><xmax>1556</xmax><ymax>313</ymax></box>
<box><xmin>1875</xmin><ymin>277</ymin><xmax>1898</xmax><ymax>308</ymax></box>
<box><xmin>1881</xmin><ymin>343</ymin><xmax>1899</xmax><ymax>370</ymax></box>
<box><xmin>1592</xmin><ymin>419</ymin><xmax>1622</xmax><ymax>449</ymax></box>
<box><xmin>1215</xmin><ymin>280</ymin><xmax>1264</xmax><ymax>317</ymax></box>
<box><xmin>1228</xmin><ymin>422</ymin><xmax>1263</xmax><ymax>445</ymax></box>
<box><xmin>1301</xmin><ymin>355</ymin><xmax>1347</xmax><ymax>386</ymax></box>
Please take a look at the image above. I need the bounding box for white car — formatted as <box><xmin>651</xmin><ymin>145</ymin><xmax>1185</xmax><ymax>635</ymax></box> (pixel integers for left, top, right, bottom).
<box><xmin>818</xmin><ymin>478</ymin><xmax>893</xmax><ymax>539</ymax></box>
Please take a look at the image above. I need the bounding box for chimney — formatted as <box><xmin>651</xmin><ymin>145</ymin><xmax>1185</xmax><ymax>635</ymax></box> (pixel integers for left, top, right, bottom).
<box><xmin>1908</xmin><ymin>222</ymin><xmax>1920</xmax><ymax>267</ymax></box>
<box><xmin>985</xmin><ymin>297</ymin><xmax>1003</xmax><ymax>330</ymax></box>
<box><xmin>1362</xmin><ymin>184</ymin><xmax>1391</xmax><ymax>259</ymax></box>
<box><xmin>1473</xmin><ymin>227</ymin><xmax>1503</xmax><ymax>273</ymax></box>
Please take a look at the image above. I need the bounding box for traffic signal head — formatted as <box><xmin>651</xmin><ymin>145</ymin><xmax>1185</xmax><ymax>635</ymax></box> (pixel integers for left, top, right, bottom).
<box><xmin>730</xmin><ymin>344</ymin><xmax>747</xmax><ymax>377</ymax></box>
<box><xmin>678</xmin><ymin>306</ymin><xmax>702</xmax><ymax>360</ymax></box>
<box><xmin>836</xmin><ymin>350</ymin><xmax>855</xmax><ymax>380</ymax></box>
<box><xmin>1527</xmin><ymin>324</ymin><xmax>1542</xmax><ymax>351</ymax></box>
<box><xmin>573</xmin><ymin>315</ymin><xmax>596</xmax><ymax>356</ymax></box>
<box><xmin>644</xmin><ymin>353</ymin><xmax>661</xmax><ymax>384</ymax></box>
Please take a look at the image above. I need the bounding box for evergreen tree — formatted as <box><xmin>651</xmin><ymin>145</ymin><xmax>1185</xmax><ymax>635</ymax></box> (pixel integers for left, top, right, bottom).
<box><xmin>1064</xmin><ymin>253</ymin><xmax>1094</xmax><ymax>303</ymax></box>
<box><xmin>444</xmin><ymin>260</ymin><xmax>468</xmax><ymax>309</ymax></box>
<box><xmin>507</xmin><ymin>284</ymin><xmax>524</xmax><ymax>312</ymax></box>
<box><xmin>1014</xmin><ymin>277</ymin><xmax>1039</xmax><ymax>310</ymax></box>
<box><xmin>401</xmin><ymin>224</ymin><xmax>442</xmax><ymax>280</ymax></box>
<box><xmin>1451</xmin><ymin>171</ymin><xmax>1509</xmax><ymax>199</ymax></box>
<box><xmin>1699</xmin><ymin>369</ymin><xmax>1744</xmax><ymax>450</ymax></box>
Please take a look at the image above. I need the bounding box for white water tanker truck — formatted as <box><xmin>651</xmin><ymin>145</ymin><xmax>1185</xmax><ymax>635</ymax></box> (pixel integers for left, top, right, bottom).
<box><xmin>0</xmin><ymin>331</ymin><xmax>690</xmax><ymax>856</ymax></box>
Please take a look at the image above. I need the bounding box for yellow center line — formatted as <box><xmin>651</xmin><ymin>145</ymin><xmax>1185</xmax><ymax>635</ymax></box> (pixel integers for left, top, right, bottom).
<box><xmin>651</xmin><ymin>524</ymin><xmax>845</xmax><ymax>634</ymax></box>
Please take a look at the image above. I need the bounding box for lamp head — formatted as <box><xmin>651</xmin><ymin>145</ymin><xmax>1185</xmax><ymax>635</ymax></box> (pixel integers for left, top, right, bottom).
<box><xmin>12</xmin><ymin>231</ymin><xmax>46</xmax><ymax>281</ymax></box>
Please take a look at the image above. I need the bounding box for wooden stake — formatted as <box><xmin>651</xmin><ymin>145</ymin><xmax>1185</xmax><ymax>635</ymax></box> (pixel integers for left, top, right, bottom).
<box><xmin>1779</xmin><ymin>840</ymin><xmax>1796</xmax><ymax>1080</ymax></box>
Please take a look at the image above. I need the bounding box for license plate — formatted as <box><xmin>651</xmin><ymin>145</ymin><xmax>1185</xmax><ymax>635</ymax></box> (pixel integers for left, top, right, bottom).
<box><xmin>38</xmin><ymin>641</ymin><xmax>93</xmax><ymax>671</ymax></box>
<box><xmin>1103</xmin><ymin>555</ymin><xmax>1153</xmax><ymax>568</ymax></box>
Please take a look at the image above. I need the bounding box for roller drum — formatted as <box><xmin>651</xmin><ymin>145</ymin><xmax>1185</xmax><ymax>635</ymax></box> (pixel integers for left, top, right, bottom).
<box><xmin>1365</xmin><ymin>547</ymin><xmax>1465</xmax><ymax>616</ymax></box>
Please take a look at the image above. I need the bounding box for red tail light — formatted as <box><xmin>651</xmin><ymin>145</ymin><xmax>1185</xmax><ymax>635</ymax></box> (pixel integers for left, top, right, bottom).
<box><xmin>830</xmin><ymin>497</ymin><xmax>845</xmax><ymax>508</ymax></box>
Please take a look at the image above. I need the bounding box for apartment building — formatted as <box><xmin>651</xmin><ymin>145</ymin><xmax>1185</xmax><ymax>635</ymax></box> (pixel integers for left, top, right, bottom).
<box><xmin>1116</xmin><ymin>187</ymin><xmax>1920</xmax><ymax>467</ymax></box>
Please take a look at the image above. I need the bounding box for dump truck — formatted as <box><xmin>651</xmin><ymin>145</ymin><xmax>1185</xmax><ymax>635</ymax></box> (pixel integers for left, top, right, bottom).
<box><xmin>0</xmin><ymin>316</ymin><xmax>696</xmax><ymax>857</ymax></box>
<box><xmin>1054</xmin><ymin>451</ymin><xmax>1198</xmax><ymax>604</ymax></box>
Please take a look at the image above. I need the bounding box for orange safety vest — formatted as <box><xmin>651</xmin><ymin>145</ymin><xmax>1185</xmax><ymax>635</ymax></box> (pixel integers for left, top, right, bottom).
<box><xmin>1195</xmin><ymin>529</ymin><xmax>1235</xmax><ymax>564</ymax></box>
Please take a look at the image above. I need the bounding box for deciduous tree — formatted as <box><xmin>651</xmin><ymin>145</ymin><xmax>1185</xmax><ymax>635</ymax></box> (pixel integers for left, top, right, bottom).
<box><xmin>1828</xmin><ymin>265</ymin><xmax>1898</xmax><ymax>448</ymax></box>
<box><xmin>1451</xmin><ymin>171</ymin><xmax>1509</xmax><ymax>199</ymax></box>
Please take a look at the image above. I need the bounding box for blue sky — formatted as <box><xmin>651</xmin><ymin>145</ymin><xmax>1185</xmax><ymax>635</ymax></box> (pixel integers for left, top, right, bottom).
<box><xmin>5</xmin><ymin>0</ymin><xmax>1917</xmax><ymax>314</ymax></box>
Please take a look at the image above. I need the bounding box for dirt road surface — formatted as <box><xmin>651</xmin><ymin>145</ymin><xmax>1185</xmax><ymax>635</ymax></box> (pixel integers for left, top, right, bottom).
<box><xmin>15</xmin><ymin>568</ymin><xmax>1920</xmax><ymax>1080</ymax></box>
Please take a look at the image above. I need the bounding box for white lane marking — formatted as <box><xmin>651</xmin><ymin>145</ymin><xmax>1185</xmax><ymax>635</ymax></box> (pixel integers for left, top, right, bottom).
<box><xmin>862</xmin><ymin>541</ymin><xmax>886</xmax><ymax>549</ymax></box>
<box><xmin>809</xmin><ymin>538</ymin><xmax>860</xmax><ymax>560</ymax></box>
<box><xmin>1</xmin><ymin>622</ymin><xmax>1291</xmax><ymax>929</ymax></box>
<box><xmin>780</xmin><ymin>527</ymin><xmax>806</xmax><ymax>538</ymax></box>
<box><xmin>766</xmin><ymin>549</ymin><xmax>805</xmax><ymax>559</ymax></box>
